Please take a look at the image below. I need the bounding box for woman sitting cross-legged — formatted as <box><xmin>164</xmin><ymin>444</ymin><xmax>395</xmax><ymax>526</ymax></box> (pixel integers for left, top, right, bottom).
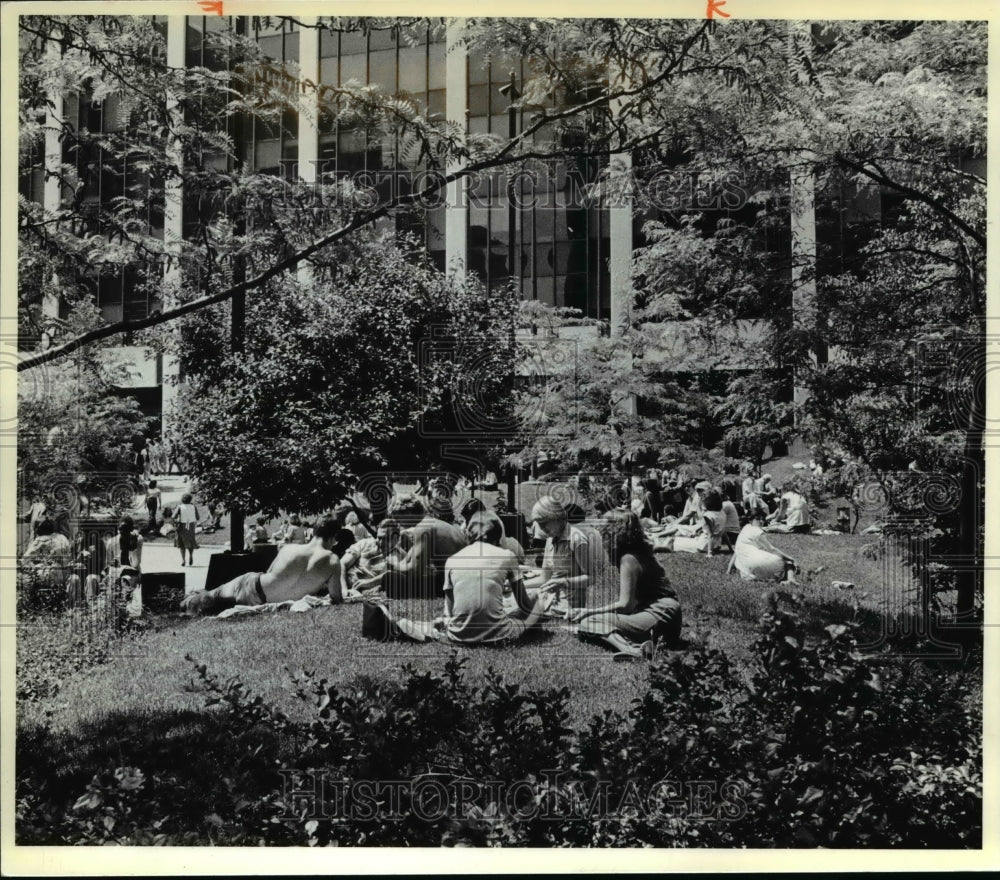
<box><xmin>568</xmin><ymin>510</ymin><xmax>682</xmax><ymax>660</ymax></box>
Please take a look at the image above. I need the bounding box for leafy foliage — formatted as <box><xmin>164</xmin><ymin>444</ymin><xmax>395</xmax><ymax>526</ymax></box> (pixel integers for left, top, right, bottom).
<box><xmin>172</xmin><ymin>232</ymin><xmax>518</xmax><ymax>515</ymax></box>
<box><xmin>17</xmin><ymin>598</ymin><xmax>981</xmax><ymax>847</ymax></box>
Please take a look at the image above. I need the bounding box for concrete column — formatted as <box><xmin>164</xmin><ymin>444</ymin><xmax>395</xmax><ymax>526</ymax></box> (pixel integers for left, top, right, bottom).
<box><xmin>160</xmin><ymin>16</ymin><xmax>186</xmax><ymax>440</ymax></box>
<box><xmin>607</xmin><ymin>147</ymin><xmax>637</xmax><ymax>418</ymax></box>
<box><xmin>608</xmin><ymin>151</ymin><xmax>633</xmax><ymax>340</ymax></box>
<box><xmin>297</xmin><ymin>18</ymin><xmax>319</xmax><ymax>184</ymax></box>
<box><xmin>444</xmin><ymin>20</ymin><xmax>467</xmax><ymax>278</ymax></box>
<box><xmin>296</xmin><ymin>18</ymin><xmax>320</xmax><ymax>289</ymax></box>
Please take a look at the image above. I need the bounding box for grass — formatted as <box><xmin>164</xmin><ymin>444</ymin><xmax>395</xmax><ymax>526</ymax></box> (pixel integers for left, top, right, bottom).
<box><xmin>19</xmin><ymin>528</ymin><xmax>908</xmax><ymax>736</ymax></box>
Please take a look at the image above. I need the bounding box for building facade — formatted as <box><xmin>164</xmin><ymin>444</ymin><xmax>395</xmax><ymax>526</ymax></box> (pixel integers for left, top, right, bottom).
<box><xmin>22</xmin><ymin>16</ymin><xmax>978</xmax><ymax>439</ymax></box>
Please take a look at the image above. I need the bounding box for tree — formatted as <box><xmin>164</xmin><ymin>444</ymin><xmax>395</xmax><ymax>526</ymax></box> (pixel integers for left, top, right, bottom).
<box><xmin>625</xmin><ymin>20</ymin><xmax>985</xmax><ymax>619</ymax></box>
<box><xmin>171</xmin><ymin>231</ymin><xmax>518</xmax><ymax>516</ymax></box>
<box><xmin>18</xmin><ymin>344</ymin><xmax>146</xmax><ymax>517</ymax></box>
<box><xmin>16</xmin><ymin>15</ymin><xmax>738</xmax><ymax>370</ymax></box>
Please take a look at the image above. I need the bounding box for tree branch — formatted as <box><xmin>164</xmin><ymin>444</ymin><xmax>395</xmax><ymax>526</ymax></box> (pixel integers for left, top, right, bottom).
<box><xmin>834</xmin><ymin>152</ymin><xmax>986</xmax><ymax>249</ymax></box>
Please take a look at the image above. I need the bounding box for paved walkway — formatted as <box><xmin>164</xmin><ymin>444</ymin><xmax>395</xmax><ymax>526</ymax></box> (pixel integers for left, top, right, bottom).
<box><xmin>132</xmin><ymin>473</ymin><xmax>228</xmax><ymax>594</ymax></box>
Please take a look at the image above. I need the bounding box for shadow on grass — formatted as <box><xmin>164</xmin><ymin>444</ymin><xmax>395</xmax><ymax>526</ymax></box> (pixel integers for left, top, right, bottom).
<box><xmin>16</xmin><ymin>707</ymin><xmax>294</xmax><ymax>845</ymax></box>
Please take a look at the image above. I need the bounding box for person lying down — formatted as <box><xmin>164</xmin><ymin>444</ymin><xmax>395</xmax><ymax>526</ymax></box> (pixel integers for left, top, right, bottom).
<box><xmin>180</xmin><ymin>520</ymin><xmax>352</xmax><ymax>615</ymax></box>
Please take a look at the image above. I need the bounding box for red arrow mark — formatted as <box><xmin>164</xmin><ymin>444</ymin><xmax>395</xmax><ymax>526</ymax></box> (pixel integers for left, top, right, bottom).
<box><xmin>198</xmin><ymin>0</ymin><xmax>223</xmax><ymax>15</ymax></box>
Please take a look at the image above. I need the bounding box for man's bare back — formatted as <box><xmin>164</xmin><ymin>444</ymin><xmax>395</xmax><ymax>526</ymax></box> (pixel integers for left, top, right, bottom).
<box><xmin>180</xmin><ymin>520</ymin><xmax>349</xmax><ymax>615</ymax></box>
<box><xmin>262</xmin><ymin>540</ymin><xmax>341</xmax><ymax>602</ymax></box>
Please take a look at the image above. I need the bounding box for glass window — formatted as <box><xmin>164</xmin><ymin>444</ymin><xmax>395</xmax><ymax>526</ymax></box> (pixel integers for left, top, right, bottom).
<box><xmin>565</xmin><ymin>207</ymin><xmax>588</xmax><ymax>240</ymax></box>
<box><xmin>535</xmin><ymin>275</ymin><xmax>555</xmax><ymax>306</ymax></box>
<box><xmin>519</xmin><ymin>245</ymin><xmax>532</xmax><ymax>277</ymax></box>
<box><xmin>257</xmin><ymin>35</ymin><xmax>282</xmax><ymax>59</ymax></box>
<box><xmin>554</xmin><ymin>240</ymin><xmax>573</xmax><ymax>274</ymax></box>
<box><xmin>487</xmin><ymin>113</ymin><xmax>509</xmax><ymax>137</ymax></box>
<box><xmin>468</xmin><ymin>83</ymin><xmax>491</xmax><ymax>118</ymax></box>
<box><xmin>489</xmin><ymin>249</ymin><xmax>509</xmax><ymax>278</ymax></box>
<box><xmin>428</xmin><ymin>41</ymin><xmax>446</xmax><ymax>89</ymax></box>
<box><xmin>536</xmin><ymin>244</ymin><xmax>555</xmax><ymax>273</ymax></box>
<box><xmin>469</xmin><ymin>206</ymin><xmax>489</xmax><ymax>242</ymax></box>
<box><xmin>369</xmin><ymin>49</ymin><xmax>397</xmax><ymax>90</ymax></box>
<box><xmin>340</xmin><ymin>53</ymin><xmax>366</xmax><ymax>85</ymax></box>
<box><xmin>469</xmin><ymin>247</ymin><xmax>487</xmax><ymax>277</ymax></box>
<box><xmin>253</xmin><ymin>139</ymin><xmax>280</xmax><ymax>171</ymax></box>
<box><xmin>535</xmin><ymin>210</ymin><xmax>555</xmax><ymax>242</ymax></box>
<box><xmin>340</xmin><ymin>30</ymin><xmax>367</xmax><ymax>55</ymax></box>
<box><xmin>489</xmin><ymin>207</ymin><xmax>509</xmax><ymax>244</ymax></box>
<box><xmin>427</xmin><ymin>89</ymin><xmax>445</xmax><ymax>119</ymax></box>
<box><xmin>369</xmin><ymin>26</ymin><xmax>395</xmax><ymax>51</ymax></box>
<box><xmin>320</xmin><ymin>28</ymin><xmax>339</xmax><ymax>57</ymax></box>
<box><xmin>398</xmin><ymin>46</ymin><xmax>427</xmax><ymax>93</ymax></box>
<box><xmin>468</xmin><ymin>49</ymin><xmax>489</xmax><ymax>86</ymax></box>
<box><xmin>319</xmin><ymin>57</ymin><xmax>338</xmax><ymax>86</ymax></box>
<box><xmin>564</xmin><ymin>274</ymin><xmax>589</xmax><ymax>312</ymax></box>
<box><xmin>467</xmin><ymin>115</ymin><xmax>489</xmax><ymax>136</ymax></box>
<box><xmin>284</xmin><ymin>32</ymin><xmax>299</xmax><ymax>63</ymax></box>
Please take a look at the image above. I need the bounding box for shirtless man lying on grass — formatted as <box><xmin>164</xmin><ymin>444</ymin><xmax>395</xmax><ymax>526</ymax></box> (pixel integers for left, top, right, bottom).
<box><xmin>180</xmin><ymin>519</ymin><xmax>351</xmax><ymax>615</ymax></box>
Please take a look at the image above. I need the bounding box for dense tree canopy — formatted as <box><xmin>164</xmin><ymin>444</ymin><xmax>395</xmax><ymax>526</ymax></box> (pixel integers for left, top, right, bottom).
<box><xmin>16</xmin><ymin>16</ymin><xmax>986</xmax><ymax>612</ymax></box>
<box><xmin>171</xmin><ymin>231</ymin><xmax>518</xmax><ymax>515</ymax></box>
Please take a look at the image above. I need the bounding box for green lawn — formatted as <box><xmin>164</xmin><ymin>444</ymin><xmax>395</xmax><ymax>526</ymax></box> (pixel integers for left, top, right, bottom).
<box><xmin>19</xmin><ymin>530</ymin><xmax>906</xmax><ymax>735</ymax></box>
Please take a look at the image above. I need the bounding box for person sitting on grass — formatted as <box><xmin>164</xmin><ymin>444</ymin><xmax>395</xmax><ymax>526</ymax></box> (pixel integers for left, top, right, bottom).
<box><xmin>728</xmin><ymin>512</ymin><xmax>799</xmax><ymax>583</ymax></box>
<box><xmin>244</xmin><ymin>516</ymin><xmax>270</xmax><ymax>547</ymax></box>
<box><xmin>569</xmin><ymin>510</ymin><xmax>682</xmax><ymax>661</ymax></box>
<box><xmin>530</xmin><ymin>496</ymin><xmax>593</xmax><ymax>609</ymax></box>
<box><xmin>657</xmin><ymin>490</ymin><xmax>727</xmax><ymax>556</ymax></box>
<box><xmin>340</xmin><ymin>517</ymin><xmax>402</xmax><ymax>595</ymax></box>
<box><xmin>22</xmin><ymin>518</ymin><xmax>74</xmax><ymax>592</ymax></box>
<box><xmin>380</xmin><ymin>494</ymin><xmax>469</xmax><ymax>599</ymax></box>
<box><xmin>384</xmin><ymin>511</ymin><xmax>551</xmax><ymax>644</ymax></box>
<box><xmin>180</xmin><ymin>519</ymin><xmax>352</xmax><ymax>615</ymax></box>
<box><xmin>765</xmin><ymin>483</ymin><xmax>812</xmax><ymax>534</ymax></box>
<box><xmin>282</xmin><ymin>514</ymin><xmax>307</xmax><ymax>544</ymax></box>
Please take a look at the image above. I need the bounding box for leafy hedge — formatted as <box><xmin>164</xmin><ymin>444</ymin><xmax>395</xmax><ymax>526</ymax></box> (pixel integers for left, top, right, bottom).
<box><xmin>17</xmin><ymin>595</ymin><xmax>980</xmax><ymax>847</ymax></box>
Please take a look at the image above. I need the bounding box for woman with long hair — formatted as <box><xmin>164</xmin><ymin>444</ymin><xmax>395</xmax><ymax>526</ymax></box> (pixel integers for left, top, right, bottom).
<box><xmin>664</xmin><ymin>489</ymin><xmax>727</xmax><ymax>555</ymax></box>
<box><xmin>568</xmin><ymin>510</ymin><xmax>682</xmax><ymax>660</ymax></box>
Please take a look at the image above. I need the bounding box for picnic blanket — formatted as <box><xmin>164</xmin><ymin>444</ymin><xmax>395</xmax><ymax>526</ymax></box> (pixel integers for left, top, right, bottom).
<box><xmin>213</xmin><ymin>593</ymin><xmax>373</xmax><ymax>619</ymax></box>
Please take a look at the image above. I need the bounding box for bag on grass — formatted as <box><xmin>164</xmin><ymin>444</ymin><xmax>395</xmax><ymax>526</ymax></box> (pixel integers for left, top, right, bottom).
<box><xmin>361</xmin><ymin>601</ymin><xmax>430</xmax><ymax>642</ymax></box>
<box><xmin>362</xmin><ymin>601</ymin><xmax>400</xmax><ymax>641</ymax></box>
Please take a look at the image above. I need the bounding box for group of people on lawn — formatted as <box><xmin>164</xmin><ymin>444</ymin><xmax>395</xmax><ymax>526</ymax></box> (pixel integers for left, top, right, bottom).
<box><xmin>179</xmin><ymin>479</ymin><xmax>805</xmax><ymax>661</ymax></box>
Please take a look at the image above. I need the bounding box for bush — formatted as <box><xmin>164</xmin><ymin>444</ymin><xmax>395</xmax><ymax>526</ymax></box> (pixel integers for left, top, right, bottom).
<box><xmin>17</xmin><ymin>598</ymin><xmax>981</xmax><ymax>847</ymax></box>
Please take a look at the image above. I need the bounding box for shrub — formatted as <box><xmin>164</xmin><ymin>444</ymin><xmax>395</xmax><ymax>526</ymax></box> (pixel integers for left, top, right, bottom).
<box><xmin>17</xmin><ymin>600</ymin><xmax>981</xmax><ymax>847</ymax></box>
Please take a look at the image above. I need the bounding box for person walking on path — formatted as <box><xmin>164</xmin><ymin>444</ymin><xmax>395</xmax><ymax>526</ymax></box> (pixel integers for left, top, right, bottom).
<box><xmin>144</xmin><ymin>480</ymin><xmax>161</xmax><ymax>535</ymax></box>
<box><xmin>175</xmin><ymin>492</ymin><xmax>199</xmax><ymax>566</ymax></box>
